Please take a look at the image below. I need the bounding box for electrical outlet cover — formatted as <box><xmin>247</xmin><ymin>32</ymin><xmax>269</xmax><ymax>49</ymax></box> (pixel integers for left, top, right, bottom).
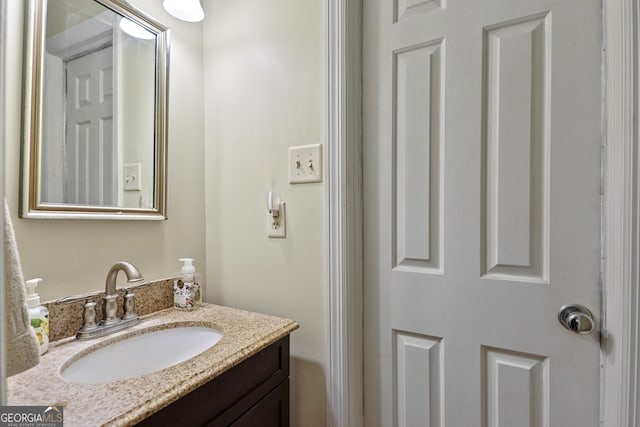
<box><xmin>289</xmin><ymin>144</ymin><xmax>322</xmax><ymax>184</ymax></box>
<box><xmin>267</xmin><ymin>202</ymin><xmax>286</xmax><ymax>238</ymax></box>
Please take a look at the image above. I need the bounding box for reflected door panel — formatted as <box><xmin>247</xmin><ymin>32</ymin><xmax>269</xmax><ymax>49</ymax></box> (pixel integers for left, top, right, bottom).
<box><xmin>65</xmin><ymin>46</ymin><xmax>116</xmax><ymax>206</ymax></box>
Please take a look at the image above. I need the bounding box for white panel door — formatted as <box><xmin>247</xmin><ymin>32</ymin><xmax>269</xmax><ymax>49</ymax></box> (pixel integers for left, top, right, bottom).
<box><xmin>363</xmin><ymin>0</ymin><xmax>602</xmax><ymax>424</ymax></box>
<box><xmin>65</xmin><ymin>46</ymin><xmax>116</xmax><ymax>206</ymax></box>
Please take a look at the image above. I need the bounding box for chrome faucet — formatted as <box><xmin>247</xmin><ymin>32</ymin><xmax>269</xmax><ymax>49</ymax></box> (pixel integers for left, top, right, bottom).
<box><xmin>58</xmin><ymin>261</ymin><xmax>146</xmax><ymax>340</ymax></box>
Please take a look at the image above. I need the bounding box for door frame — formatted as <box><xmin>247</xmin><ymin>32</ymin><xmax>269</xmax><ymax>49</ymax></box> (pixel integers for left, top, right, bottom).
<box><xmin>326</xmin><ymin>0</ymin><xmax>362</xmax><ymax>425</ymax></box>
<box><xmin>326</xmin><ymin>0</ymin><xmax>640</xmax><ymax>425</ymax></box>
<box><xmin>0</xmin><ymin>0</ymin><xmax>7</xmax><ymax>405</ymax></box>
<box><xmin>601</xmin><ymin>0</ymin><xmax>640</xmax><ymax>425</ymax></box>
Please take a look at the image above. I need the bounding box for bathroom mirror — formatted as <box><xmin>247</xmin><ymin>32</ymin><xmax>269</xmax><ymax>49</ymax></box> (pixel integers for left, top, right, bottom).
<box><xmin>20</xmin><ymin>0</ymin><xmax>169</xmax><ymax>220</ymax></box>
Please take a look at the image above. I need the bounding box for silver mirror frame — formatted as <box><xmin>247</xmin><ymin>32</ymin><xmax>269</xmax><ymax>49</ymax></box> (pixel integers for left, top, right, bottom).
<box><xmin>20</xmin><ymin>0</ymin><xmax>169</xmax><ymax>220</ymax></box>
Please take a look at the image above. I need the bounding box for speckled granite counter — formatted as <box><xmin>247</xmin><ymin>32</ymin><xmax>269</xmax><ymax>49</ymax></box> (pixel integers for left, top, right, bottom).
<box><xmin>7</xmin><ymin>304</ymin><xmax>299</xmax><ymax>427</ymax></box>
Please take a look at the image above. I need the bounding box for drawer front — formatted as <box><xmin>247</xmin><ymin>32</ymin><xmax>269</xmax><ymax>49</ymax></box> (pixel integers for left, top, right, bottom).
<box><xmin>137</xmin><ymin>335</ymin><xmax>290</xmax><ymax>427</ymax></box>
<box><xmin>229</xmin><ymin>379</ymin><xmax>289</xmax><ymax>427</ymax></box>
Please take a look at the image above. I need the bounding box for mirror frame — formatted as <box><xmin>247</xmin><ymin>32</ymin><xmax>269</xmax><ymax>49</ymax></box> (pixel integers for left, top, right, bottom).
<box><xmin>20</xmin><ymin>0</ymin><xmax>170</xmax><ymax>220</ymax></box>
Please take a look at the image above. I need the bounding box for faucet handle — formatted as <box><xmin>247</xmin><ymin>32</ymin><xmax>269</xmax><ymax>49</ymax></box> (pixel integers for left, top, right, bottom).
<box><xmin>121</xmin><ymin>290</ymin><xmax>138</xmax><ymax>321</ymax></box>
<box><xmin>79</xmin><ymin>300</ymin><xmax>98</xmax><ymax>333</ymax></box>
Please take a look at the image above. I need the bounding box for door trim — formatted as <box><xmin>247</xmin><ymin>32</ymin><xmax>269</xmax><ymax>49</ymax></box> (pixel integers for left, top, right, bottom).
<box><xmin>326</xmin><ymin>0</ymin><xmax>363</xmax><ymax>425</ymax></box>
<box><xmin>602</xmin><ymin>0</ymin><xmax>640</xmax><ymax>425</ymax></box>
<box><xmin>0</xmin><ymin>0</ymin><xmax>7</xmax><ymax>405</ymax></box>
<box><xmin>326</xmin><ymin>0</ymin><xmax>639</xmax><ymax>425</ymax></box>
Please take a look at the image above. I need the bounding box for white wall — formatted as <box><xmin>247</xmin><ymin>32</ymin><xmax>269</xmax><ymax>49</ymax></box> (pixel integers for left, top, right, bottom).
<box><xmin>4</xmin><ymin>0</ymin><xmax>206</xmax><ymax>302</ymax></box>
<box><xmin>202</xmin><ymin>0</ymin><xmax>327</xmax><ymax>425</ymax></box>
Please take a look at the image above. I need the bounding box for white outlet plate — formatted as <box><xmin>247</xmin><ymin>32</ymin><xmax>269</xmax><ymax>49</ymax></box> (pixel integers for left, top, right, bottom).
<box><xmin>267</xmin><ymin>202</ymin><xmax>286</xmax><ymax>238</ymax></box>
<box><xmin>289</xmin><ymin>144</ymin><xmax>322</xmax><ymax>184</ymax></box>
<box><xmin>124</xmin><ymin>163</ymin><xmax>142</xmax><ymax>191</ymax></box>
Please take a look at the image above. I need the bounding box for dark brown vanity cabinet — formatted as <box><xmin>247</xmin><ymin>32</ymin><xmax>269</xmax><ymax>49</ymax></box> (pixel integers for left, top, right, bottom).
<box><xmin>137</xmin><ymin>335</ymin><xmax>291</xmax><ymax>427</ymax></box>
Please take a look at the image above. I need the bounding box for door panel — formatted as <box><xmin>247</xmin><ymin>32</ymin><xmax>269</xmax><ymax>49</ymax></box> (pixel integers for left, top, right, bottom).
<box><xmin>394</xmin><ymin>331</ymin><xmax>444</xmax><ymax>427</ymax></box>
<box><xmin>393</xmin><ymin>39</ymin><xmax>443</xmax><ymax>273</ymax></box>
<box><xmin>482</xmin><ymin>13</ymin><xmax>549</xmax><ymax>283</ymax></box>
<box><xmin>363</xmin><ymin>0</ymin><xmax>602</xmax><ymax>424</ymax></box>
<box><xmin>482</xmin><ymin>347</ymin><xmax>548</xmax><ymax>427</ymax></box>
<box><xmin>65</xmin><ymin>46</ymin><xmax>116</xmax><ymax>206</ymax></box>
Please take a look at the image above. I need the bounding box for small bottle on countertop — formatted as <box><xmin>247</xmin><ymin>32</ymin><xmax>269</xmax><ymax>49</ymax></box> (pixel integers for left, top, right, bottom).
<box><xmin>25</xmin><ymin>278</ymin><xmax>49</xmax><ymax>355</ymax></box>
<box><xmin>174</xmin><ymin>258</ymin><xmax>201</xmax><ymax>311</ymax></box>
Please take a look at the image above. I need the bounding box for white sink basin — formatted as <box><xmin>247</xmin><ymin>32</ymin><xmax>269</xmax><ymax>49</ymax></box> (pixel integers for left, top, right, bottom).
<box><xmin>61</xmin><ymin>326</ymin><xmax>223</xmax><ymax>384</ymax></box>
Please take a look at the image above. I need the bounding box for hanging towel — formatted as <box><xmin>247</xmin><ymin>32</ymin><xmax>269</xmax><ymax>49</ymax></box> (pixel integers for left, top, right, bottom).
<box><xmin>4</xmin><ymin>199</ymin><xmax>40</xmax><ymax>376</ymax></box>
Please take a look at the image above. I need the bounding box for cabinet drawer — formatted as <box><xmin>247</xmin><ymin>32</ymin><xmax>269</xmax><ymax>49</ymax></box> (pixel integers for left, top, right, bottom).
<box><xmin>227</xmin><ymin>379</ymin><xmax>289</xmax><ymax>427</ymax></box>
<box><xmin>137</xmin><ymin>335</ymin><xmax>290</xmax><ymax>427</ymax></box>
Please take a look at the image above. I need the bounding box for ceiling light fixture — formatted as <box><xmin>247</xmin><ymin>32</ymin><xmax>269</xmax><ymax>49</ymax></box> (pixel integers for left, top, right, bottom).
<box><xmin>163</xmin><ymin>0</ymin><xmax>205</xmax><ymax>22</ymax></box>
<box><xmin>119</xmin><ymin>18</ymin><xmax>155</xmax><ymax>40</ymax></box>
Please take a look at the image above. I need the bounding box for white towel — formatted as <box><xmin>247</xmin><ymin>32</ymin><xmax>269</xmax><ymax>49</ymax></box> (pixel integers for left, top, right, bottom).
<box><xmin>4</xmin><ymin>199</ymin><xmax>40</xmax><ymax>376</ymax></box>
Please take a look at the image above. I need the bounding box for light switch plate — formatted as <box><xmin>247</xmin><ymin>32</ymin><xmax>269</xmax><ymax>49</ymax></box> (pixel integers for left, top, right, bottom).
<box><xmin>124</xmin><ymin>163</ymin><xmax>142</xmax><ymax>191</ymax></box>
<box><xmin>289</xmin><ymin>144</ymin><xmax>322</xmax><ymax>184</ymax></box>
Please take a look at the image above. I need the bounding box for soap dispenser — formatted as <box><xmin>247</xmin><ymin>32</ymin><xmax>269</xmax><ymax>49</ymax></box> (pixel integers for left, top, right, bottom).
<box><xmin>25</xmin><ymin>278</ymin><xmax>49</xmax><ymax>355</ymax></box>
<box><xmin>174</xmin><ymin>258</ymin><xmax>201</xmax><ymax>311</ymax></box>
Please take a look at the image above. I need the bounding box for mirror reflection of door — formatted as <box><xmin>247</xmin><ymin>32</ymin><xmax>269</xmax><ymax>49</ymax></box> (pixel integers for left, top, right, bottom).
<box><xmin>41</xmin><ymin>4</ymin><xmax>120</xmax><ymax>207</ymax></box>
<box><xmin>37</xmin><ymin>0</ymin><xmax>157</xmax><ymax>211</ymax></box>
<box><xmin>64</xmin><ymin>45</ymin><xmax>117</xmax><ymax>206</ymax></box>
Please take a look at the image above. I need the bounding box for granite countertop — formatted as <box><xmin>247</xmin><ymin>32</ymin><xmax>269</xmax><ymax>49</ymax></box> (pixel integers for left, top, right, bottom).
<box><xmin>7</xmin><ymin>303</ymin><xmax>299</xmax><ymax>427</ymax></box>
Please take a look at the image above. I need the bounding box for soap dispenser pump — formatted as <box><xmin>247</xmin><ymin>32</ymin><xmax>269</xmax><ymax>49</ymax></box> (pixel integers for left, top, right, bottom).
<box><xmin>180</xmin><ymin>258</ymin><xmax>195</xmax><ymax>281</ymax></box>
<box><xmin>25</xmin><ymin>278</ymin><xmax>49</xmax><ymax>355</ymax></box>
<box><xmin>174</xmin><ymin>258</ymin><xmax>201</xmax><ymax>310</ymax></box>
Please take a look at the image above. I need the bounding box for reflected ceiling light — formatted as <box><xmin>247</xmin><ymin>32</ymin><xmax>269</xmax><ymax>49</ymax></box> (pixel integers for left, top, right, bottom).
<box><xmin>163</xmin><ymin>0</ymin><xmax>205</xmax><ymax>22</ymax></box>
<box><xmin>119</xmin><ymin>18</ymin><xmax>155</xmax><ymax>40</ymax></box>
